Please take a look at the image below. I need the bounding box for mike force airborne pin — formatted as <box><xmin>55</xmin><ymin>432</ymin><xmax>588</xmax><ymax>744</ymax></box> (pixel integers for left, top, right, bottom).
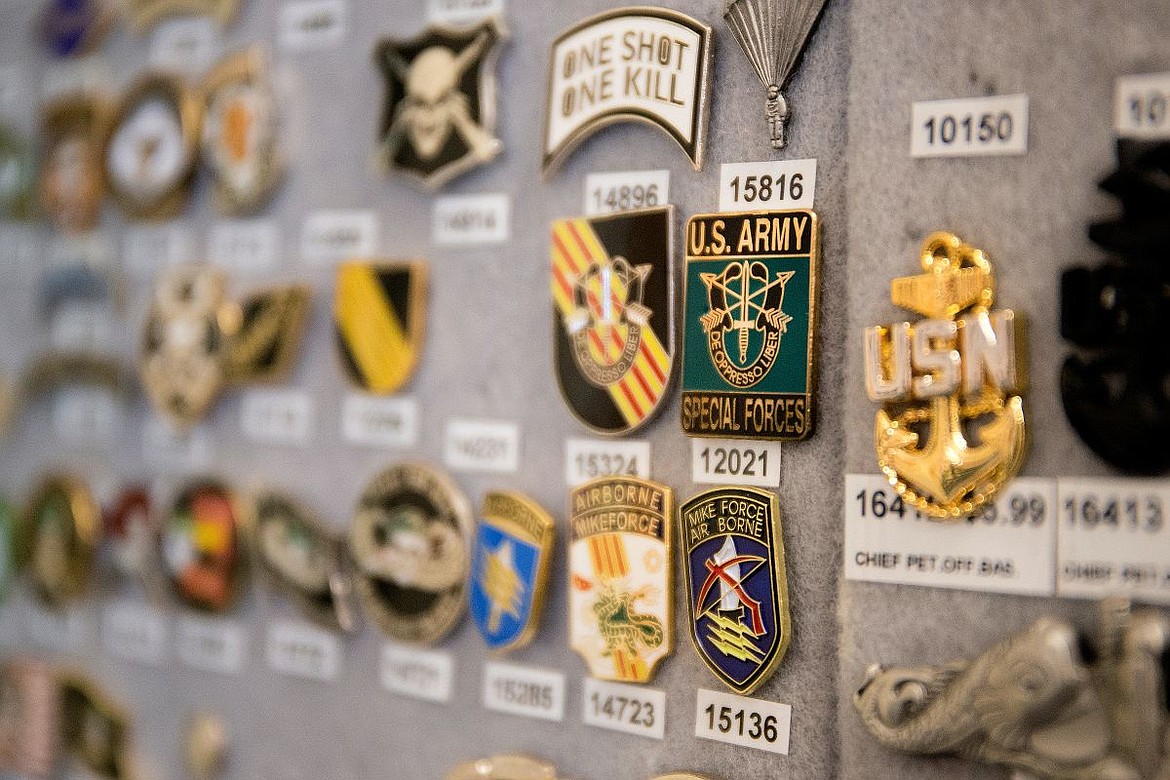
<box><xmin>569</xmin><ymin>476</ymin><xmax>672</xmax><ymax>684</ymax></box>
<box><xmin>334</xmin><ymin>261</ymin><xmax>427</xmax><ymax>395</ymax></box>
<box><xmin>679</xmin><ymin>486</ymin><xmax>791</xmax><ymax>695</ymax></box>
<box><xmin>374</xmin><ymin>18</ymin><xmax>506</xmax><ymax>190</ymax></box>
<box><xmin>863</xmin><ymin>232</ymin><xmax>1027</xmax><ymax>519</ymax></box>
<box><xmin>469</xmin><ymin>491</ymin><xmax>555</xmax><ymax>653</ymax></box>
<box><xmin>682</xmin><ymin>209</ymin><xmax>819</xmax><ymax>440</ymax></box>
<box><xmin>552</xmin><ymin>207</ymin><xmax>675</xmax><ymax>435</ymax></box>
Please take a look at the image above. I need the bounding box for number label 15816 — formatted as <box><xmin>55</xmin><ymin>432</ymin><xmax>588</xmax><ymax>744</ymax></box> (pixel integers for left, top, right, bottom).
<box><xmin>694</xmin><ymin>688</ymin><xmax>791</xmax><ymax>755</ymax></box>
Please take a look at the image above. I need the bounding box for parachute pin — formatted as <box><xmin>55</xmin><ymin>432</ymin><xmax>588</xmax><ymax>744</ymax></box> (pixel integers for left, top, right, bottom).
<box><xmin>724</xmin><ymin>0</ymin><xmax>830</xmax><ymax>149</ymax></box>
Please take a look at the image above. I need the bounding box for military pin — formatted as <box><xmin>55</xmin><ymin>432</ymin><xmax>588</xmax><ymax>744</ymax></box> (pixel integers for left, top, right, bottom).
<box><xmin>40</xmin><ymin>0</ymin><xmax>113</xmax><ymax>58</ymax></box>
<box><xmin>446</xmin><ymin>754</ymin><xmax>563</xmax><ymax>780</ymax></box>
<box><xmin>569</xmin><ymin>476</ymin><xmax>673</xmax><ymax>683</ymax></box>
<box><xmin>185</xmin><ymin>712</ymin><xmax>228</xmax><ymax>780</ymax></box>
<box><xmin>0</xmin><ymin>660</ymin><xmax>60</xmax><ymax>777</ymax></box>
<box><xmin>160</xmin><ymin>479</ymin><xmax>245</xmax><ymax>613</ymax></box>
<box><xmin>469</xmin><ymin>491</ymin><xmax>555</xmax><ymax>653</ymax></box>
<box><xmin>253</xmin><ymin>492</ymin><xmax>356</xmax><ymax>633</ymax></box>
<box><xmin>374</xmin><ymin>17</ymin><xmax>506</xmax><ymax>190</ymax></box>
<box><xmin>103</xmin><ymin>485</ymin><xmax>157</xmax><ymax>593</ymax></box>
<box><xmin>863</xmin><ymin>232</ymin><xmax>1026</xmax><ymax>519</ymax></box>
<box><xmin>201</xmin><ymin>47</ymin><xmax>283</xmax><ymax>215</ymax></box>
<box><xmin>127</xmin><ymin>0</ymin><xmax>239</xmax><ymax>32</ymax></box>
<box><xmin>19</xmin><ymin>474</ymin><xmax>99</xmax><ymax>609</ymax></box>
<box><xmin>349</xmin><ymin>463</ymin><xmax>473</xmax><ymax>645</ymax></box>
<box><xmin>0</xmin><ymin>124</ymin><xmax>36</xmax><ymax>220</ymax></box>
<box><xmin>724</xmin><ymin>0</ymin><xmax>830</xmax><ymax>149</ymax></box>
<box><xmin>552</xmin><ymin>207</ymin><xmax>676</xmax><ymax>435</ymax></box>
<box><xmin>40</xmin><ymin>93</ymin><xmax>108</xmax><ymax>234</ymax></box>
<box><xmin>679</xmin><ymin>486</ymin><xmax>791</xmax><ymax>695</ymax></box>
<box><xmin>681</xmin><ymin>209</ymin><xmax>819</xmax><ymax>440</ymax></box>
<box><xmin>333</xmin><ymin>261</ymin><xmax>427</xmax><ymax>395</ymax></box>
<box><xmin>543</xmin><ymin>7</ymin><xmax>713</xmax><ymax>177</ymax></box>
<box><xmin>58</xmin><ymin>674</ymin><xmax>135</xmax><ymax>780</ymax></box>
<box><xmin>104</xmin><ymin>72</ymin><xmax>201</xmax><ymax>220</ymax></box>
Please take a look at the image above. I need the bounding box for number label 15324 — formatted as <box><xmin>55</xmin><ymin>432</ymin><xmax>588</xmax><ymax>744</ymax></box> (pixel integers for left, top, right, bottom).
<box><xmin>694</xmin><ymin>688</ymin><xmax>791</xmax><ymax>755</ymax></box>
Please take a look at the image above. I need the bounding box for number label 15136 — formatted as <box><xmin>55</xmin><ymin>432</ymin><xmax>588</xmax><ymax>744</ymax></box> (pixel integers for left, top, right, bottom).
<box><xmin>694</xmin><ymin>688</ymin><xmax>791</xmax><ymax>755</ymax></box>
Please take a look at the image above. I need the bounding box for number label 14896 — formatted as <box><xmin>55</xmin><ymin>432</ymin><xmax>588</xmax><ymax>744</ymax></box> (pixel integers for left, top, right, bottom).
<box><xmin>694</xmin><ymin>688</ymin><xmax>791</xmax><ymax>755</ymax></box>
<box><xmin>691</xmin><ymin>439</ymin><xmax>781</xmax><ymax>487</ymax></box>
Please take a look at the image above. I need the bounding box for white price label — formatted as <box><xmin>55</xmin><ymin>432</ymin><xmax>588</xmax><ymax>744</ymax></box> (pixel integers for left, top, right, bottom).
<box><xmin>52</xmin><ymin>387</ymin><xmax>118</xmax><ymax>444</ymax></box>
<box><xmin>1056</xmin><ymin>478</ymin><xmax>1170</xmax><ymax>604</ymax></box>
<box><xmin>177</xmin><ymin>616</ymin><xmax>245</xmax><ymax>674</ymax></box>
<box><xmin>280</xmin><ymin>0</ymin><xmax>348</xmax><ymax>50</ymax></box>
<box><xmin>27</xmin><ymin>605</ymin><xmax>88</xmax><ymax>651</ymax></box>
<box><xmin>583</xmin><ymin>170</ymin><xmax>670</xmax><ymax>216</ymax></box>
<box><xmin>444</xmin><ymin>418</ymin><xmax>520</xmax><ymax>473</ymax></box>
<box><xmin>694</xmin><ymin>688</ymin><xmax>790</xmax><ymax>755</ymax></box>
<box><xmin>427</xmin><ymin>0</ymin><xmax>503</xmax><ymax>25</ymax></box>
<box><xmin>481</xmin><ymin>662</ymin><xmax>565</xmax><ymax>722</ymax></box>
<box><xmin>266</xmin><ymin>620</ymin><xmax>340</xmax><ymax>681</ymax></box>
<box><xmin>718</xmin><ymin>158</ymin><xmax>816</xmax><ymax>212</ymax></box>
<box><xmin>341</xmin><ymin>394</ymin><xmax>419</xmax><ymax>448</ymax></box>
<box><xmin>1115</xmin><ymin>73</ymin><xmax>1170</xmax><ymax>140</ymax></box>
<box><xmin>301</xmin><ymin>209</ymin><xmax>377</xmax><ymax>265</ymax></box>
<box><xmin>240</xmin><ymin>389</ymin><xmax>314</xmax><ymax>446</ymax></box>
<box><xmin>208</xmin><ymin>219</ymin><xmax>279</xmax><ymax>272</ymax></box>
<box><xmin>844</xmin><ymin>474</ymin><xmax>1057</xmax><ymax>596</ymax></box>
<box><xmin>432</xmin><ymin>194</ymin><xmax>510</xmax><ymax>246</ymax></box>
<box><xmin>691</xmin><ymin>439</ymin><xmax>781</xmax><ymax>487</ymax></box>
<box><xmin>42</xmin><ymin>58</ymin><xmax>112</xmax><ymax>100</ymax></box>
<box><xmin>101</xmin><ymin>602</ymin><xmax>168</xmax><ymax>666</ymax></box>
<box><xmin>910</xmin><ymin>94</ymin><xmax>1028</xmax><ymax>158</ymax></box>
<box><xmin>124</xmin><ymin>225</ymin><xmax>192</xmax><ymax>275</ymax></box>
<box><xmin>149</xmin><ymin>17</ymin><xmax>221</xmax><ymax>73</ymax></box>
<box><xmin>564</xmin><ymin>438</ymin><xmax>650</xmax><ymax>486</ymax></box>
<box><xmin>51</xmin><ymin>303</ymin><xmax>112</xmax><ymax>351</ymax></box>
<box><xmin>380</xmin><ymin>642</ymin><xmax>453</xmax><ymax>703</ymax></box>
<box><xmin>582</xmin><ymin>678</ymin><xmax>664</xmax><ymax>739</ymax></box>
<box><xmin>142</xmin><ymin>417</ymin><xmax>212</xmax><ymax>469</ymax></box>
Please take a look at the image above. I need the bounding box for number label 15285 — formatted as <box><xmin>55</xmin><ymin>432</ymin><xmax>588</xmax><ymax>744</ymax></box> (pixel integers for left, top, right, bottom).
<box><xmin>694</xmin><ymin>688</ymin><xmax>791</xmax><ymax>755</ymax></box>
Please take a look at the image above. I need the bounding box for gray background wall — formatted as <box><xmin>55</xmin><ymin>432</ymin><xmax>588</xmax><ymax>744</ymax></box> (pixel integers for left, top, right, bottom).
<box><xmin>0</xmin><ymin>0</ymin><xmax>1165</xmax><ymax>778</ymax></box>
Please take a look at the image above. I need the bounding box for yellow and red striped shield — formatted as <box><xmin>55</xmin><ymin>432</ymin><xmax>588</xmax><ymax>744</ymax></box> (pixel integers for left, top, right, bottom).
<box><xmin>333</xmin><ymin>261</ymin><xmax>427</xmax><ymax>395</ymax></box>
<box><xmin>551</xmin><ymin>207</ymin><xmax>675</xmax><ymax>434</ymax></box>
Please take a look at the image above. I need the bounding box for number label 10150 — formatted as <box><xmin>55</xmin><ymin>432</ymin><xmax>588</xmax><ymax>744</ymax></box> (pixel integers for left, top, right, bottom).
<box><xmin>694</xmin><ymin>688</ymin><xmax>791</xmax><ymax>755</ymax></box>
<box><xmin>910</xmin><ymin>94</ymin><xmax>1028</xmax><ymax>157</ymax></box>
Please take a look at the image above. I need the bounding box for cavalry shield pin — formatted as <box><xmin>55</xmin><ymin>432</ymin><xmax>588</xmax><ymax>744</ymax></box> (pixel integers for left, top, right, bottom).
<box><xmin>682</xmin><ymin>209</ymin><xmax>819</xmax><ymax>440</ymax></box>
<box><xmin>863</xmin><ymin>232</ymin><xmax>1027</xmax><ymax>519</ymax></box>
<box><xmin>552</xmin><ymin>207</ymin><xmax>675</xmax><ymax>435</ymax></box>
<box><xmin>679</xmin><ymin>486</ymin><xmax>791</xmax><ymax>695</ymax></box>
<box><xmin>334</xmin><ymin>261</ymin><xmax>427</xmax><ymax>395</ymax></box>
<box><xmin>569</xmin><ymin>476</ymin><xmax>672</xmax><ymax>683</ymax></box>
<box><xmin>469</xmin><ymin>491</ymin><xmax>554</xmax><ymax>653</ymax></box>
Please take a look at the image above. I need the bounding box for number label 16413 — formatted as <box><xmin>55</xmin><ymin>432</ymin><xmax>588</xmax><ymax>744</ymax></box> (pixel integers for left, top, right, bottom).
<box><xmin>694</xmin><ymin>688</ymin><xmax>791</xmax><ymax>755</ymax></box>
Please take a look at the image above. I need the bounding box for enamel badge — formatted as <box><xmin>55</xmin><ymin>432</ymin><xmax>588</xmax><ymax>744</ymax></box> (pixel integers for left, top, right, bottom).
<box><xmin>682</xmin><ymin>209</ymin><xmax>819</xmax><ymax>440</ymax></box>
<box><xmin>103</xmin><ymin>486</ymin><xmax>158</xmax><ymax>595</ymax></box>
<box><xmin>349</xmin><ymin>463</ymin><xmax>472</xmax><ymax>645</ymax></box>
<box><xmin>253</xmin><ymin>492</ymin><xmax>356</xmax><ymax>632</ymax></box>
<box><xmin>863</xmin><ymin>232</ymin><xmax>1026</xmax><ymax>519</ymax></box>
<box><xmin>0</xmin><ymin>660</ymin><xmax>59</xmax><ymax>777</ymax></box>
<box><xmin>128</xmin><ymin>0</ymin><xmax>238</xmax><ymax>32</ymax></box>
<box><xmin>374</xmin><ymin>18</ymin><xmax>505</xmax><ymax>190</ymax></box>
<box><xmin>104</xmin><ymin>72</ymin><xmax>200</xmax><ymax>220</ymax></box>
<box><xmin>59</xmin><ymin>674</ymin><xmax>135</xmax><ymax>780</ymax></box>
<box><xmin>334</xmin><ymin>261</ymin><xmax>427</xmax><ymax>395</ymax></box>
<box><xmin>20</xmin><ymin>474</ymin><xmax>99</xmax><ymax>608</ymax></box>
<box><xmin>543</xmin><ymin>7</ymin><xmax>713</xmax><ymax>176</ymax></box>
<box><xmin>200</xmin><ymin>48</ymin><xmax>283</xmax><ymax>214</ymax></box>
<box><xmin>552</xmin><ymin>207</ymin><xmax>675</xmax><ymax>435</ymax></box>
<box><xmin>40</xmin><ymin>0</ymin><xmax>112</xmax><ymax>58</ymax></box>
<box><xmin>569</xmin><ymin>476</ymin><xmax>672</xmax><ymax>683</ymax></box>
<box><xmin>447</xmin><ymin>754</ymin><xmax>563</xmax><ymax>780</ymax></box>
<box><xmin>469</xmin><ymin>491</ymin><xmax>554</xmax><ymax>653</ymax></box>
<box><xmin>160</xmin><ymin>479</ymin><xmax>244</xmax><ymax>612</ymax></box>
<box><xmin>679</xmin><ymin>486</ymin><xmax>791</xmax><ymax>695</ymax></box>
<box><xmin>0</xmin><ymin>125</ymin><xmax>36</xmax><ymax>220</ymax></box>
<box><xmin>40</xmin><ymin>94</ymin><xmax>108</xmax><ymax>233</ymax></box>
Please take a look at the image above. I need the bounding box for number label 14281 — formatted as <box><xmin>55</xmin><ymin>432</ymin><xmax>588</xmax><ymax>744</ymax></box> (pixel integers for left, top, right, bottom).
<box><xmin>694</xmin><ymin>688</ymin><xmax>791</xmax><ymax>755</ymax></box>
<box><xmin>691</xmin><ymin>439</ymin><xmax>781</xmax><ymax>488</ymax></box>
<box><xmin>910</xmin><ymin>94</ymin><xmax>1028</xmax><ymax>157</ymax></box>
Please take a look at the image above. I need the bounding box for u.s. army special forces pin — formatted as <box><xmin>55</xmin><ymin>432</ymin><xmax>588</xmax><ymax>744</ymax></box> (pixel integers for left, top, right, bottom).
<box><xmin>160</xmin><ymin>479</ymin><xmax>245</xmax><ymax>612</ymax></box>
<box><xmin>20</xmin><ymin>474</ymin><xmax>99</xmax><ymax>609</ymax></box>
<box><xmin>681</xmin><ymin>209</ymin><xmax>819</xmax><ymax>440</ymax></box>
<box><xmin>569</xmin><ymin>476</ymin><xmax>672</xmax><ymax>683</ymax></box>
<box><xmin>469</xmin><ymin>491</ymin><xmax>554</xmax><ymax>653</ymax></box>
<box><xmin>349</xmin><ymin>463</ymin><xmax>473</xmax><ymax>645</ymax></box>
<box><xmin>374</xmin><ymin>18</ymin><xmax>505</xmax><ymax>190</ymax></box>
<box><xmin>679</xmin><ymin>486</ymin><xmax>791</xmax><ymax>695</ymax></box>
<box><xmin>863</xmin><ymin>232</ymin><xmax>1026</xmax><ymax>519</ymax></box>
<box><xmin>334</xmin><ymin>261</ymin><xmax>427</xmax><ymax>395</ymax></box>
<box><xmin>552</xmin><ymin>207</ymin><xmax>675</xmax><ymax>435</ymax></box>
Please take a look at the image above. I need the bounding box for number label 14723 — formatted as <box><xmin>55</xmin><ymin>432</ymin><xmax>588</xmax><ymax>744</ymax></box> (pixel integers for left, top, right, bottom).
<box><xmin>694</xmin><ymin>688</ymin><xmax>791</xmax><ymax>755</ymax></box>
<box><xmin>582</xmin><ymin>678</ymin><xmax>665</xmax><ymax>739</ymax></box>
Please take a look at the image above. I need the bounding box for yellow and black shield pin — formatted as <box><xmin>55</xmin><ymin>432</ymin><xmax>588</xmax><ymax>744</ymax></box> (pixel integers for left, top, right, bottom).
<box><xmin>333</xmin><ymin>261</ymin><xmax>427</xmax><ymax>395</ymax></box>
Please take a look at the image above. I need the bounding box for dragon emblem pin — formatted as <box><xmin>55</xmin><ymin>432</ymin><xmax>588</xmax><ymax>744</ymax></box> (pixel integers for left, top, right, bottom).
<box><xmin>863</xmin><ymin>232</ymin><xmax>1026</xmax><ymax>519</ymax></box>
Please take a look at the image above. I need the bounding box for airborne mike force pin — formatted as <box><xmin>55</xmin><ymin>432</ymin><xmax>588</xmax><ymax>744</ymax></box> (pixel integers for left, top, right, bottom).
<box><xmin>349</xmin><ymin>463</ymin><xmax>473</xmax><ymax>645</ymax></box>
<box><xmin>469</xmin><ymin>491</ymin><xmax>555</xmax><ymax>653</ymax></box>
<box><xmin>863</xmin><ymin>232</ymin><xmax>1027</xmax><ymax>519</ymax></box>
<box><xmin>679</xmin><ymin>486</ymin><xmax>791</xmax><ymax>695</ymax></box>
<box><xmin>160</xmin><ymin>479</ymin><xmax>245</xmax><ymax>613</ymax></box>
<box><xmin>334</xmin><ymin>261</ymin><xmax>427</xmax><ymax>395</ymax></box>
<box><xmin>569</xmin><ymin>476</ymin><xmax>673</xmax><ymax>684</ymax></box>
<box><xmin>374</xmin><ymin>18</ymin><xmax>506</xmax><ymax>190</ymax></box>
<box><xmin>20</xmin><ymin>474</ymin><xmax>99</xmax><ymax>609</ymax></box>
<box><xmin>552</xmin><ymin>206</ymin><xmax>675</xmax><ymax>435</ymax></box>
<box><xmin>681</xmin><ymin>209</ymin><xmax>819</xmax><ymax>440</ymax></box>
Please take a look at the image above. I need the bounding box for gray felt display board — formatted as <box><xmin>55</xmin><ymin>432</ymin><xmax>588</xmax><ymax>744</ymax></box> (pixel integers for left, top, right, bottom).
<box><xmin>0</xmin><ymin>0</ymin><xmax>1165</xmax><ymax>779</ymax></box>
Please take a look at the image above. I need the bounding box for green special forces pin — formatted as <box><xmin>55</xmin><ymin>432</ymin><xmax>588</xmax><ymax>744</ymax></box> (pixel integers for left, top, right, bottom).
<box><xmin>20</xmin><ymin>474</ymin><xmax>99</xmax><ymax>609</ymax></box>
<box><xmin>682</xmin><ymin>209</ymin><xmax>819</xmax><ymax>440</ymax></box>
<box><xmin>349</xmin><ymin>463</ymin><xmax>473</xmax><ymax>645</ymax></box>
<box><xmin>679</xmin><ymin>486</ymin><xmax>791</xmax><ymax>695</ymax></box>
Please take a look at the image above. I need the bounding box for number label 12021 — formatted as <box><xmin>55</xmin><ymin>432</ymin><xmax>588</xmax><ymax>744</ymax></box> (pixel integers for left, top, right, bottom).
<box><xmin>694</xmin><ymin>688</ymin><xmax>790</xmax><ymax>755</ymax></box>
<box><xmin>910</xmin><ymin>94</ymin><xmax>1028</xmax><ymax>157</ymax></box>
<box><xmin>691</xmin><ymin>439</ymin><xmax>781</xmax><ymax>488</ymax></box>
<box><xmin>582</xmin><ymin>678</ymin><xmax>664</xmax><ymax>739</ymax></box>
